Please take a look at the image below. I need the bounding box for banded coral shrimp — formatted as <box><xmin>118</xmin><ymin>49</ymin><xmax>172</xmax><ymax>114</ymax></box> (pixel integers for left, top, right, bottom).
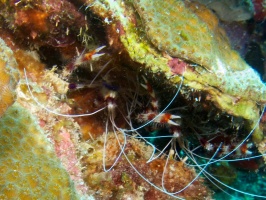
<box><xmin>23</xmin><ymin>46</ymin><xmax>266</xmax><ymax>199</ymax></box>
<box><xmin>125</xmin><ymin>77</ymin><xmax>266</xmax><ymax>199</ymax></box>
<box><xmin>167</xmin><ymin>100</ymin><xmax>266</xmax><ymax>199</ymax></box>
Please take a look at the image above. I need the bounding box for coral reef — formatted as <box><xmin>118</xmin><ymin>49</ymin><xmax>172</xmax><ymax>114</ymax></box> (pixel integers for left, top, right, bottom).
<box><xmin>4</xmin><ymin>38</ymin><xmax>212</xmax><ymax>199</ymax></box>
<box><xmin>85</xmin><ymin>0</ymin><xmax>265</xmax><ymax>142</ymax></box>
<box><xmin>0</xmin><ymin>44</ymin><xmax>211</xmax><ymax>199</ymax></box>
<box><xmin>0</xmin><ymin>38</ymin><xmax>19</xmax><ymax>117</ymax></box>
<box><xmin>0</xmin><ymin>0</ymin><xmax>266</xmax><ymax>199</ymax></box>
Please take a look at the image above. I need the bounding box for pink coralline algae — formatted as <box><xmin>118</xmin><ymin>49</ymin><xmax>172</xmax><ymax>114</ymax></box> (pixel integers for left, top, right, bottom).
<box><xmin>168</xmin><ymin>58</ymin><xmax>189</xmax><ymax>75</ymax></box>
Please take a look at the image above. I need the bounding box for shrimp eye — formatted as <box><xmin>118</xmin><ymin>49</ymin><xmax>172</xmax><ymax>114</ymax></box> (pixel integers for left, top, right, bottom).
<box><xmin>68</xmin><ymin>83</ymin><xmax>77</xmax><ymax>90</ymax></box>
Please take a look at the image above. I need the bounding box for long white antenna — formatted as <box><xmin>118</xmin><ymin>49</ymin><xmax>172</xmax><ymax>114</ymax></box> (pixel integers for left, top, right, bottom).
<box><xmin>24</xmin><ymin>68</ymin><xmax>106</xmax><ymax>117</ymax></box>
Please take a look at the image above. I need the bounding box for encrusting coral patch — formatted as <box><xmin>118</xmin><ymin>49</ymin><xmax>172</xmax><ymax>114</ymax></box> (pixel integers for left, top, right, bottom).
<box><xmin>0</xmin><ymin>102</ymin><xmax>79</xmax><ymax>199</ymax></box>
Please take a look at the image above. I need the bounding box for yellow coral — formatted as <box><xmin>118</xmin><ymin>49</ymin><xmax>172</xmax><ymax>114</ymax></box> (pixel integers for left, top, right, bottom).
<box><xmin>0</xmin><ymin>38</ymin><xmax>19</xmax><ymax>117</ymax></box>
<box><xmin>0</xmin><ymin>103</ymin><xmax>79</xmax><ymax>199</ymax></box>
<box><xmin>133</xmin><ymin>0</ymin><xmax>246</xmax><ymax>72</ymax></box>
